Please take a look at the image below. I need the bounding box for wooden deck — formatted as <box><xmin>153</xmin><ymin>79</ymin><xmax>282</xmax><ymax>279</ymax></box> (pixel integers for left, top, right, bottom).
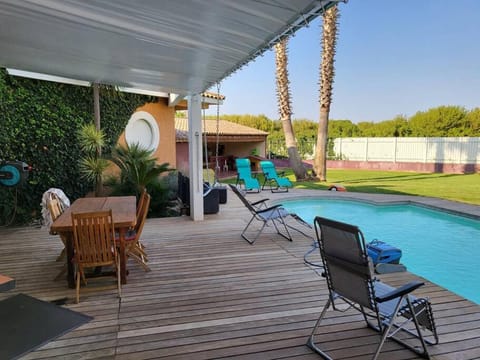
<box><xmin>1</xmin><ymin>189</ymin><xmax>479</xmax><ymax>359</ymax></box>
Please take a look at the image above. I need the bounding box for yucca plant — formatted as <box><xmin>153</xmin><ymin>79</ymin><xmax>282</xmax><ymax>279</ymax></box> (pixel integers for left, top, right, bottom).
<box><xmin>77</xmin><ymin>123</ymin><xmax>110</xmax><ymax>196</ymax></box>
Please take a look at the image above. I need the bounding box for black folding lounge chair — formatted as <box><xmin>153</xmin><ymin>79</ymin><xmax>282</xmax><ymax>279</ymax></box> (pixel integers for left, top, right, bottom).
<box><xmin>307</xmin><ymin>216</ymin><xmax>439</xmax><ymax>360</ymax></box>
<box><xmin>229</xmin><ymin>184</ymin><xmax>294</xmax><ymax>244</ymax></box>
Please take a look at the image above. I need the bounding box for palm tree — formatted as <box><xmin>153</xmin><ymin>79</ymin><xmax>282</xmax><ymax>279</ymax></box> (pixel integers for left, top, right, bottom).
<box><xmin>314</xmin><ymin>4</ymin><xmax>340</xmax><ymax>181</ymax></box>
<box><xmin>274</xmin><ymin>38</ymin><xmax>307</xmax><ymax>180</ymax></box>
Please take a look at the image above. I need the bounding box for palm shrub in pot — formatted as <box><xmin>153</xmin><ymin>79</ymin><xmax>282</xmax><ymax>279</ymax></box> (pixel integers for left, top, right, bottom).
<box><xmin>107</xmin><ymin>143</ymin><xmax>175</xmax><ymax>217</ymax></box>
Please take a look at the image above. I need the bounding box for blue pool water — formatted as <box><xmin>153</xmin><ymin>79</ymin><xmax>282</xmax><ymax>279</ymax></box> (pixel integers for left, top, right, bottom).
<box><xmin>281</xmin><ymin>198</ymin><xmax>480</xmax><ymax>305</ymax></box>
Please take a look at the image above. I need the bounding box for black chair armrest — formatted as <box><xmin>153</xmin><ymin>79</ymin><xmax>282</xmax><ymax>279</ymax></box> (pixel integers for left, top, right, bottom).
<box><xmin>257</xmin><ymin>204</ymin><xmax>283</xmax><ymax>213</ymax></box>
<box><xmin>375</xmin><ymin>280</ymin><xmax>424</xmax><ymax>303</ymax></box>
<box><xmin>251</xmin><ymin>198</ymin><xmax>269</xmax><ymax>206</ymax></box>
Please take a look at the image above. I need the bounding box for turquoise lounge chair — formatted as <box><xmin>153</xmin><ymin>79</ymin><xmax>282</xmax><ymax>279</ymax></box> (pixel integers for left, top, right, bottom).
<box><xmin>235</xmin><ymin>158</ymin><xmax>260</xmax><ymax>193</ymax></box>
<box><xmin>260</xmin><ymin>160</ymin><xmax>292</xmax><ymax>192</ymax></box>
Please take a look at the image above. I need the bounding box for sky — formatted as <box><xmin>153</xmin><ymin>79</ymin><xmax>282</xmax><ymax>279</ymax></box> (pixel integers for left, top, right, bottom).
<box><xmin>205</xmin><ymin>0</ymin><xmax>480</xmax><ymax>124</ymax></box>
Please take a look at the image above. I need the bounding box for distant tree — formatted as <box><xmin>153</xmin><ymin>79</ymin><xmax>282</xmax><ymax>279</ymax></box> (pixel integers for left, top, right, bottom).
<box><xmin>328</xmin><ymin>119</ymin><xmax>359</xmax><ymax>138</ymax></box>
<box><xmin>409</xmin><ymin>106</ymin><xmax>469</xmax><ymax>136</ymax></box>
<box><xmin>361</xmin><ymin>115</ymin><xmax>410</xmax><ymax>137</ymax></box>
<box><xmin>292</xmin><ymin>119</ymin><xmax>318</xmax><ymax>158</ymax></box>
<box><xmin>465</xmin><ymin>108</ymin><xmax>480</xmax><ymax>135</ymax></box>
<box><xmin>274</xmin><ymin>38</ymin><xmax>307</xmax><ymax>180</ymax></box>
<box><xmin>357</xmin><ymin>121</ymin><xmax>376</xmax><ymax>137</ymax></box>
<box><xmin>293</xmin><ymin>119</ymin><xmax>318</xmax><ymax>139</ymax></box>
<box><xmin>214</xmin><ymin>104</ymin><xmax>480</xmax><ymax>144</ymax></box>
<box><xmin>388</xmin><ymin>115</ymin><xmax>411</xmax><ymax>137</ymax></box>
<box><xmin>314</xmin><ymin>4</ymin><xmax>340</xmax><ymax>181</ymax></box>
<box><xmin>209</xmin><ymin>113</ymin><xmax>274</xmax><ymax>132</ymax></box>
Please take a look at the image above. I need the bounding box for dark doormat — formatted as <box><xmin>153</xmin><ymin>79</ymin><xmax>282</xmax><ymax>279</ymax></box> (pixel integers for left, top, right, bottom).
<box><xmin>0</xmin><ymin>293</ymin><xmax>93</xmax><ymax>360</ymax></box>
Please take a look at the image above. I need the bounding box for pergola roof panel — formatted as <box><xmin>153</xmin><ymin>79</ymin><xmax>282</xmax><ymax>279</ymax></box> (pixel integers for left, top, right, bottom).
<box><xmin>0</xmin><ymin>0</ymin><xmax>340</xmax><ymax>94</ymax></box>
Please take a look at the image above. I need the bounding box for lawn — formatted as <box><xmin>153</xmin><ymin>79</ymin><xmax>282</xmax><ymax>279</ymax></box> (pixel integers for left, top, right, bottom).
<box><xmin>224</xmin><ymin>169</ymin><xmax>480</xmax><ymax>205</ymax></box>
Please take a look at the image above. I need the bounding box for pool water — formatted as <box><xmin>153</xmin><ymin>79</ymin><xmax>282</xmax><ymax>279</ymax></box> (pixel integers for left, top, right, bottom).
<box><xmin>281</xmin><ymin>198</ymin><xmax>480</xmax><ymax>305</ymax></box>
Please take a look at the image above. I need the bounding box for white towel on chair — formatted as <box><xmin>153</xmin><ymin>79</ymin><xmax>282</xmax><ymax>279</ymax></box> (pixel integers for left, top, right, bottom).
<box><xmin>40</xmin><ymin>188</ymin><xmax>71</xmax><ymax>228</ymax></box>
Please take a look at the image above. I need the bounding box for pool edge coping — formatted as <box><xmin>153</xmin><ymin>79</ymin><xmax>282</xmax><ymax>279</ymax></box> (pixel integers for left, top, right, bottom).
<box><xmin>268</xmin><ymin>189</ymin><xmax>480</xmax><ymax>221</ymax></box>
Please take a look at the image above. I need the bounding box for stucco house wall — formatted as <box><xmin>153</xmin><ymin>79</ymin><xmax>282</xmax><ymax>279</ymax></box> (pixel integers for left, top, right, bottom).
<box><xmin>226</xmin><ymin>141</ymin><xmax>266</xmax><ymax>158</ymax></box>
<box><xmin>176</xmin><ymin>142</ymin><xmax>189</xmax><ymax>174</ymax></box>
<box><xmin>118</xmin><ymin>99</ymin><xmax>176</xmax><ymax>168</ymax></box>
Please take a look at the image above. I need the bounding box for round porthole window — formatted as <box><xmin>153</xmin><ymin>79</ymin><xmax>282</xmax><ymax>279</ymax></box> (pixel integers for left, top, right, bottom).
<box><xmin>125</xmin><ymin>111</ymin><xmax>160</xmax><ymax>152</ymax></box>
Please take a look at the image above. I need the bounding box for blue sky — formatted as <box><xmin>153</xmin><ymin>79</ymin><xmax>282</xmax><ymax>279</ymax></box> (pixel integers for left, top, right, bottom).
<box><xmin>206</xmin><ymin>0</ymin><xmax>480</xmax><ymax>123</ymax></box>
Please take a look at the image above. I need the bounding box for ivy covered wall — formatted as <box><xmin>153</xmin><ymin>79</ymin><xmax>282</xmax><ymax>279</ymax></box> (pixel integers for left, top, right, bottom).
<box><xmin>0</xmin><ymin>68</ymin><xmax>155</xmax><ymax>225</ymax></box>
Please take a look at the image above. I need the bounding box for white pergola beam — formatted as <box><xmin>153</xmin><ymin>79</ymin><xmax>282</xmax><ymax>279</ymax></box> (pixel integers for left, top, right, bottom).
<box><xmin>168</xmin><ymin>93</ymin><xmax>184</xmax><ymax>107</ymax></box>
<box><xmin>187</xmin><ymin>94</ymin><xmax>204</xmax><ymax>221</ymax></box>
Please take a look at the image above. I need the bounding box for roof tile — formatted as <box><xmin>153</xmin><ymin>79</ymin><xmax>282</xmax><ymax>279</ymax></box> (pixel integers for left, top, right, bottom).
<box><xmin>175</xmin><ymin>118</ymin><xmax>268</xmax><ymax>141</ymax></box>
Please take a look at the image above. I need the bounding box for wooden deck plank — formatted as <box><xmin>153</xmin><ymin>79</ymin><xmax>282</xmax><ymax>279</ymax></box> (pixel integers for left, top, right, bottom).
<box><xmin>0</xmin><ymin>188</ymin><xmax>479</xmax><ymax>359</ymax></box>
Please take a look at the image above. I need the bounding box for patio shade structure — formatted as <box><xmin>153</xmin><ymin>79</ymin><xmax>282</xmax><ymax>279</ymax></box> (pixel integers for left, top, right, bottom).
<box><xmin>0</xmin><ymin>0</ymin><xmax>343</xmax><ymax>220</ymax></box>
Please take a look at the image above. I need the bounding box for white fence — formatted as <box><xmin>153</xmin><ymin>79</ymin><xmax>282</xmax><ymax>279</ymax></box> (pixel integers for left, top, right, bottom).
<box><xmin>333</xmin><ymin>137</ymin><xmax>480</xmax><ymax>164</ymax></box>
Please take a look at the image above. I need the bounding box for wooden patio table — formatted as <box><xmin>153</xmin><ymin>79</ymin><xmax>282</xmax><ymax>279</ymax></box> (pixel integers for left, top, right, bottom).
<box><xmin>50</xmin><ymin>196</ymin><xmax>136</xmax><ymax>288</ymax></box>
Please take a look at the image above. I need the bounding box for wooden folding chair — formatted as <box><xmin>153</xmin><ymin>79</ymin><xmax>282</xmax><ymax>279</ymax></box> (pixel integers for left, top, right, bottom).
<box><xmin>118</xmin><ymin>192</ymin><xmax>151</xmax><ymax>272</ymax></box>
<box><xmin>47</xmin><ymin>194</ymin><xmax>68</xmax><ymax>280</ymax></box>
<box><xmin>71</xmin><ymin>210</ymin><xmax>121</xmax><ymax>303</ymax></box>
<box><xmin>136</xmin><ymin>188</ymin><xmax>147</xmax><ymax>219</ymax></box>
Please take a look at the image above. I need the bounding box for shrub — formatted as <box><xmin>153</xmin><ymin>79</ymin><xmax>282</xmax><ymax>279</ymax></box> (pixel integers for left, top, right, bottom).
<box><xmin>107</xmin><ymin>143</ymin><xmax>176</xmax><ymax>217</ymax></box>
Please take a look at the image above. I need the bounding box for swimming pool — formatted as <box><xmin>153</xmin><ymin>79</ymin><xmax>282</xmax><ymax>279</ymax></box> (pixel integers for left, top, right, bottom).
<box><xmin>281</xmin><ymin>198</ymin><xmax>480</xmax><ymax>305</ymax></box>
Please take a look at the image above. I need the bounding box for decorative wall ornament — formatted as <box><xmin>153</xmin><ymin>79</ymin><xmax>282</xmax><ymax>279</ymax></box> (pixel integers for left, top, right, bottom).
<box><xmin>125</xmin><ymin>111</ymin><xmax>160</xmax><ymax>152</ymax></box>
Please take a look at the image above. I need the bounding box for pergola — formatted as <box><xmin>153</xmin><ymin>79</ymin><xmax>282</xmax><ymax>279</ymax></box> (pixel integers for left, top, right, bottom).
<box><xmin>0</xmin><ymin>0</ymin><xmax>341</xmax><ymax>220</ymax></box>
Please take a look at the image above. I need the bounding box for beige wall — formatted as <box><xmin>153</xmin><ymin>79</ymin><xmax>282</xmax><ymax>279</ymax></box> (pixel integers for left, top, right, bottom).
<box><xmin>176</xmin><ymin>142</ymin><xmax>189</xmax><ymax>173</ymax></box>
<box><xmin>226</xmin><ymin>141</ymin><xmax>266</xmax><ymax>158</ymax></box>
<box><xmin>118</xmin><ymin>99</ymin><xmax>176</xmax><ymax>168</ymax></box>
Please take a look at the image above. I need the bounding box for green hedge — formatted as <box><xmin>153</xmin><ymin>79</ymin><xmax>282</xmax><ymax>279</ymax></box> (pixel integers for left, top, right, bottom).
<box><xmin>0</xmin><ymin>68</ymin><xmax>155</xmax><ymax>225</ymax></box>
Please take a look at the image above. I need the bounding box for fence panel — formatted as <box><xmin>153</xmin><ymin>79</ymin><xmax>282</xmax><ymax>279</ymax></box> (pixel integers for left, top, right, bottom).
<box><xmin>335</xmin><ymin>138</ymin><xmax>367</xmax><ymax>161</ymax></box>
<box><xmin>333</xmin><ymin>137</ymin><xmax>480</xmax><ymax>164</ymax></box>
<box><xmin>364</xmin><ymin>137</ymin><xmax>395</xmax><ymax>161</ymax></box>
<box><xmin>394</xmin><ymin>138</ymin><xmax>427</xmax><ymax>162</ymax></box>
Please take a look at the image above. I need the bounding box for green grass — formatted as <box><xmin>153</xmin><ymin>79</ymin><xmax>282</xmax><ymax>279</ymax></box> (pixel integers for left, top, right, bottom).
<box><xmin>223</xmin><ymin>169</ymin><xmax>480</xmax><ymax>205</ymax></box>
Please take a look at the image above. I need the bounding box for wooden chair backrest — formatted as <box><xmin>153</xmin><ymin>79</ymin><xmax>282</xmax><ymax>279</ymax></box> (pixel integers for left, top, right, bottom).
<box><xmin>136</xmin><ymin>189</ymin><xmax>148</xmax><ymax>219</ymax></box>
<box><xmin>48</xmin><ymin>197</ymin><xmax>63</xmax><ymax>221</ymax></box>
<box><xmin>48</xmin><ymin>195</ymin><xmax>65</xmax><ymax>235</ymax></box>
<box><xmin>71</xmin><ymin>210</ymin><xmax>117</xmax><ymax>267</ymax></box>
<box><xmin>134</xmin><ymin>193</ymin><xmax>150</xmax><ymax>239</ymax></box>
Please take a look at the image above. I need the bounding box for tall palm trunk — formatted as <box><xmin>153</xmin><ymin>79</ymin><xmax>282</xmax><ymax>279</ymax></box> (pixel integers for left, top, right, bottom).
<box><xmin>274</xmin><ymin>38</ymin><xmax>307</xmax><ymax>180</ymax></box>
<box><xmin>314</xmin><ymin>5</ymin><xmax>339</xmax><ymax>181</ymax></box>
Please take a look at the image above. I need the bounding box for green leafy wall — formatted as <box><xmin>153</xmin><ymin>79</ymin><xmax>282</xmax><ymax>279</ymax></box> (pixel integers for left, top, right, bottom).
<box><xmin>0</xmin><ymin>69</ymin><xmax>154</xmax><ymax>225</ymax></box>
